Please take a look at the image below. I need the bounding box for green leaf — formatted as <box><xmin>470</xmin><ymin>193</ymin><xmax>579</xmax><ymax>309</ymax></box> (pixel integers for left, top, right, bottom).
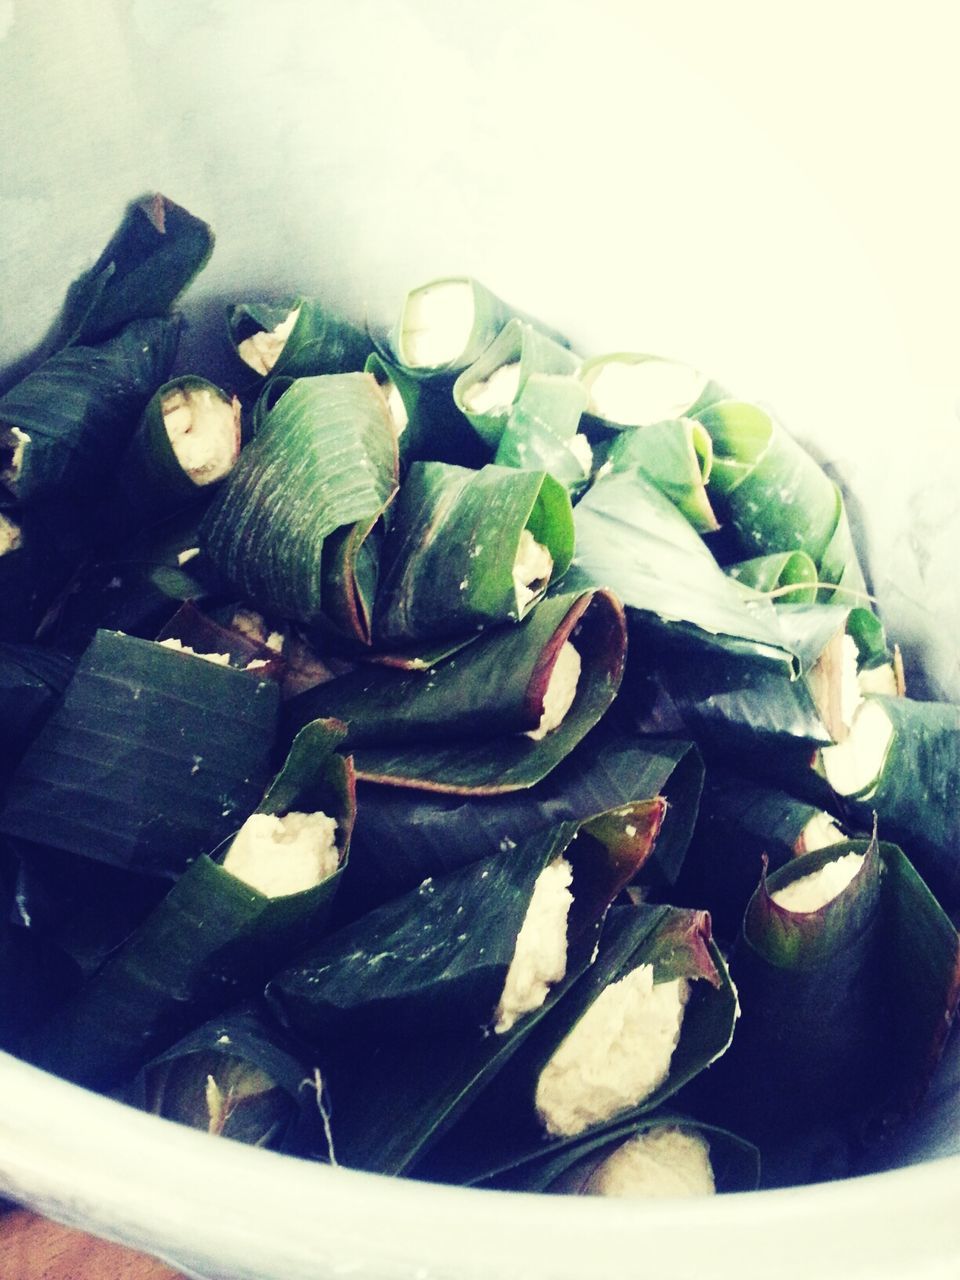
<box><xmin>604</xmin><ymin>417</ymin><xmax>720</xmax><ymax>533</ymax></box>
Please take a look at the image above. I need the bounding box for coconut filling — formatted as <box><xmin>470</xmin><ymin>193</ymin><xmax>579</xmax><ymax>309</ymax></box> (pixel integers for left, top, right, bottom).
<box><xmin>1</xmin><ymin>425</ymin><xmax>30</xmax><ymax>486</ymax></box>
<box><xmin>0</xmin><ymin>509</ymin><xmax>23</xmax><ymax>555</ymax></box>
<box><xmin>222</xmin><ymin>811</ymin><xmax>339</xmax><ymax>898</ymax></box>
<box><xmin>577</xmin><ymin>1126</ymin><xmax>716</xmax><ymax>1198</ymax></box>
<box><xmin>159</xmin><ymin>638</ymin><xmax>231</xmax><ymax>666</ymax></box>
<box><xmin>237</xmin><ymin>307</ymin><xmax>301</xmax><ymax>376</ymax></box>
<box><xmin>162</xmin><ymin>387</ymin><xmax>240</xmax><ymax>485</ymax></box>
<box><xmin>585</xmin><ymin>359</ymin><xmax>708</xmax><ymax>427</ymax></box>
<box><xmin>819</xmin><ymin>698</ymin><xmax>895</xmax><ymax>798</ymax></box>
<box><xmin>493</xmin><ymin>857</ymin><xmax>574</xmax><ymax>1034</ymax></box>
<box><xmin>796</xmin><ymin>809</ymin><xmax>846</xmax><ymax>854</ymax></box>
<box><xmin>513</xmin><ymin>527</ymin><xmax>553</xmax><ymax>614</ymax></box>
<box><xmin>400</xmin><ymin>280</ymin><xmax>475</xmax><ymax>368</ymax></box>
<box><xmin>770</xmin><ymin>850</ymin><xmax>866</xmax><ymax>913</ymax></box>
<box><xmin>525</xmin><ymin>642</ymin><xmax>581</xmax><ymax>741</ymax></box>
<box><xmin>464</xmin><ymin>360</ymin><xmax>522</xmax><ymax>415</ymax></box>
<box><xmin>535</xmin><ymin>965</ymin><xmax>691</xmax><ymax>1138</ymax></box>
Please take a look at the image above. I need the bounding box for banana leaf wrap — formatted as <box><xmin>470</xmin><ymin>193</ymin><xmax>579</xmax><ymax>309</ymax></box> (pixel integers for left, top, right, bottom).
<box><xmin>387</xmin><ymin>276</ymin><xmax>569</xmax><ymax>380</ymax></box>
<box><xmin>725</xmin><ymin>550</ymin><xmax>820</xmax><ymax>604</ymax></box>
<box><xmin>673</xmin><ymin>769</ymin><xmax>849</xmax><ymax>941</ymax></box>
<box><xmin>0</xmin><ymin>629</ymin><xmax>279</xmax><ymax>879</ymax></box>
<box><xmin>228</xmin><ymin>297</ymin><xmax>372</xmax><ymax>383</ymax></box>
<box><xmin>452</xmin><ymin>319</ymin><xmax>580</xmax><ymax>450</ymax></box>
<box><xmin>565</xmin><ymin>466</ymin><xmax>795</xmax><ymax>663</ymax></box>
<box><xmin>200</xmin><ymin>373</ymin><xmax>399</xmax><ymax>627</ymax></box>
<box><xmin>493</xmin><ymin>374</ymin><xmax>592</xmax><ymax>494</ymax></box>
<box><xmin>335</xmin><ymin>725</ymin><xmax>702</xmax><ymax>918</ymax></box>
<box><xmin>351</xmin><ymin>588</ymin><xmax>625</xmax><ymax>794</ymax></box>
<box><xmin>374</xmin><ymin>462</ymin><xmax>574</xmax><ymax>645</ymax></box>
<box><xmin>818</xmin><ymin>694</ymin><xmax>960</xmax><ymax>904</ymax></box>
<box><xmin>0</xmin><ymin>316</ymin><xmax>180</xmax><ymax>505</ymax></box>
<box><xmin>132</xmin><ymin>1004</ymin><xmax>329</xmax><ymax>1157</ymax></box>
<box><xmin>475</xmin><ymin>1114</ymin><xmax>760</xmax><ymax>1194</ymax></box>
<box><xmin>415</xmin><ymin>902</ymin><xmax>735</xmax><ymax>1187</ymax></box>
<box><xmin>316</xmin><ymin>510</ymin><xmax>384</xmax><ymax>648</ymax></box>
<box><xmin>0</xmin><ymin>643</ymin><xmax>75</xmax><ymax>778</ymax></box>
<box><xmin>115</xmin><ymin>376</ymin><xmax>241</xmax><ymax>525</ymax></box>
<box><xmin>25</xmin><ymin>719</ymin><xmax>355</xmax><ymax>1091</ymax></box>
<box><xmin>578</xmin><ymin>352</ymin><xmax>727</xmax><ymax>431</ymax></box>
<box><xmin>52</xmin><ymin>193</ymin><xmax>213</xmax><ymax>349</ymax></box>
<box><xmin>601</xmin><ymin>417</ymin><xmax>719</xmax><ymax>534</ymax></box>
<box><xmin>364</xmin><ymin>352</ymin><xmax>488</xmax><ymax>470</ymax></box>
<box><xmin>269</xmin><ymin>803</ymin><xmax>665</xmax><ymax>1044</ymax></box>
<box><xmin>156</xmin><ymin>600</ymin><xmax>285</xmax><ymax>682</ymax></box>
<box><xmin>694</xmin><ymin>400</ymin><xmax>869</xmax><ymax>603</ymax></box>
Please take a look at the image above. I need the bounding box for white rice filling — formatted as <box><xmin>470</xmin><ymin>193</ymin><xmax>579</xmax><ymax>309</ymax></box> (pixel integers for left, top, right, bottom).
<box><xmin>0</xmin><ymin>509</ymin><xmax>23</xmax><ymax>555</ymax></box>
<box><xmin>581</xmin><ymin>1126</ymin><xmax>716</xmax><ymax>1198</ymax></box>
<box><xmin>494</xmin><ymin>857</ymin><xmax>574</xmax><ymax>1034</ymax></box>
<box><xmin>771</xmin><ymin>851</ymin><xmax>866</xmax><ymax>913</ymax></box>
<box><xmin>237</xmin><ymin>307</ymin><xmax>301</xmax><ymax>376</ymax></box>
<box><xmin>535</xmin><ymin>966</ymin><xmax>690</xmax><ymax>1138</ymax></box>
<box><xmin>568</xmin><ymin>433</ymin><xmax>594</xmax><ymax>476</ymax></box>
<box><xmin>222</xmin><ymin>811</ymin><xmax>339</xmax><ymax>898</ymax></box>
<box><xmin>525</xmin><ymin>642</ymin><xmax>581</xmax><ymax>740</ymax></box>
<box><xmin>585</xmin><ymin>359</ymin><xmax>708</xmax><ymax>427</ymax></box>
<box><xmin>400</xmin><ymin>280</ymin><xmax>475</xmax><ymax>368</ymax></box>
<box><xmin>162</xmin><ymin>386</ymin><xmax>239</xmax><ymax>485</ymax></box>
<box><xmin>159</xmin><ymin>638</ymin><xmax>231</xmax><ymax>666</ymax></box>
<box><xmin>858</xmin><ymin>662</ymin><xmax>900</xmax><ymax>697</ymax></box>
<box><xmin>796</xmin><ymin>809</ymin><xmax>846</xmax><ymax>854</ymax></box>
<box><xmin>513</xmin><ymin>527</ymin><xmax>553</xmax><ymax>614</ymax></box>
<box><xmin>838</xmin><ymin>634</ymin><xmax>864</xmax><ymax>731</ymax></box>
<box><xmin>1</xmin><ymin>425</ymin><xmax>30</xmax><ymax>485</ymax></box>
<box><xmin>464</xmin><ymin>360</ymin><xmax>522</xmax><ymax>415</ymax></box>
<box><xmin>381</xmin><ymin>376</ymin><xmax>408</xmax><ymax>436</ymax></box>
<box><xmin>820</xmin><ymin>698</ymin><xmax>894</xmax><ymax>798</ymax></box>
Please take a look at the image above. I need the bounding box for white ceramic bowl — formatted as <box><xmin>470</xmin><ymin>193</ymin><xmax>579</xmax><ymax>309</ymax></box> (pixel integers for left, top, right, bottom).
<box><xmin>1</xmin><ymin>2</ymin><xmax>959</xmax><ymax>1275</ymax></box>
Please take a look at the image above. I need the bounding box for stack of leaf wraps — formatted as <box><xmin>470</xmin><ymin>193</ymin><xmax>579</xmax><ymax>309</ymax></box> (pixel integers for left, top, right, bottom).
<box><xmin>1</xmin><ymin>194</ymin><xmax>958</xmax><ymax>1198</ymax></box>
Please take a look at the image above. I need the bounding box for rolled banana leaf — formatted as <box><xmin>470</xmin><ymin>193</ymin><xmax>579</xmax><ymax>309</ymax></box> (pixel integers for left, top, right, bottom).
<box><xmin>25</xmin><ymin>718</ymin><xmax>354</xmax><ymax>1090</ymax></box>
<box><xmin>364</xmin><ymin>351</ymin><xmax>488</xmax><ymax>470</ymax></box>
<box><xmin>817</xmin><ymin>694</ymin><xmax>960</xmax><ymax>903</ymax></box>
<box><xmin>0</xmin><ymin>642</ymin><xmax>75</xmax><ymax>778</ymax></box>
<box><xmin>115</xmin><ymin>376</ymin><xmax>241</xmax><ymax>525</ymax></box>
<box><xmin>0</xmin><ymin>317</ymin><xmax>180</xmax><ymax>504</ymax></box>
<box><xmin>200</xmin><ymin>372</ymin><xmax>399</xmax><ymax>627</ymax></box>
<box><xmin>475</xmin><ymin>1114</ymin><xmax>760</xmax><ymax>1195</ymax></box>
<box><xmin>387</xmin><ymin>276</ymin><xmax>569</xmax><ymax>380</ymax></box>
<box><xmin>156</xmin><ymin>600</ymin><xmax>285</xmax><ymax>682</ymax></box>
<box><xmin>336</xmin><ymin>724</ymin><xmax>702</xmax><ymax>918</ymax></box>
<box><xmin>0</xmin><ymin>629</ymin><xmax>279</xmax><ymax>878</ymax></box>
<box><xmin>602</xmin><ymin>417</ymin><xmax>719</xmax><ymax>534</ymax></box>
<box><xmin>227</xmin><ymin>297</ymin><xmax>372</xmax><ymax>383</ymax></box>
<box><xmin>725</xmin><ymin>550</ymin><xmax>820</xmax><ymax>604</ymax></box>
<box><xmin>52</xmin><ymin>193</ymin><xmax>213</xmax><ymax>349</ymax></box>
<box><xmin>578</xmin><ymin>352</ymin><xmax>727</xmax><ymax>430</ymax></box>
<box><xmin>133</xmin><ymin>1004</ymin><xmax>329</xmax><ymax>1157</ymax></box>
<box><xmin>375</xmin><ymin>462</ymin><xmax>574</xmax><ymax>645</ymax></box>
<box><xmin>416</xmin><ymin>902</ymin><xmax>736</xmax><ymax>1186</ymax></box>
<box><xmin>694</xmin><ymin>400</ymin><xmax>869</xmax><ymax>604</ymax></box>
<box><xmin>565</xmin><ymin>467</ymin><xmax>795</xmax><ymax>663</ymax></box>
<box><xmin>352</xmin><ymin>588</ymin><xmax>625</xmax><ymax>794</ymax></box>
<box><xmin>452</xmin><ymin>319</ymin><xmax>580</xmax><ymax>450</ymax></box>
<box><xmin>493</xmin><ymin>374</ymin><xmax>592</xmax><ymax>494</ymax></box>
<box><xmin>316</xmin><ymin>509</ymin><xmax>384</xmax><ymax>648</ymax></box>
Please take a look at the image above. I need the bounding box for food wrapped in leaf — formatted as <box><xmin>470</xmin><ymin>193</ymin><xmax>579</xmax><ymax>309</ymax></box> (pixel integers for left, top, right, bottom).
<box><xmin>452</xmin><ymin>319</ymin><xmax>580</xmax><ymax>451</ymax></box>
<box><xmin>52</xmin><ymin>193</ymin><xmax>213</xmax><ymax>349</ymax></box>
<box><xmin>336</xmin><ymin>725</ymin><xmax>702</xmax><ymax>918</ymax></box>
<box><xmin>0</xmin><ymin>317</ymin><xmax>180</xmax><ymax>505</ymax></box>
<box><xmin>725</xmin><ymin>550</ymin><xmax>820</xmax><ymax>605</ymax></box>
<box><xmin>817</xmin><ymin>694</ymin><xmax>960</xmax><ymax>902</ymax></box>
<box><xmin>694</xmin><ymin>399</ymin><xmax>868</xmax><ymax>604</ymax></box>
<box><xmin>578</xmin><ymin>352</ymin><xmax>726</xmax><ymax>430</ymax></box>
<box><xmin>156</xmin><ymin>600</ymin><xmax>285</xmax><ymax>682</ymax></box>
<box><xmin>0</xmin><ymin>629</ymin><xmax>279</xmax><ymax>879</ymax></box>
<box><xmin>600</xmin><ymin>416</ymin><xmax>719</xmax><ymax>533</ymax></box>
<box><xmin>478</xmin><ymin>1114</ymin><xmax>759</xmax><ymax>1196</ymax></box>
<box><xmin>375</xmin><ymin>462</ymin><xmax>574</xmax><ymax>645</ymax></box>
<box><xmin>133</xmin><ymin>1005</ymin><xmax>328</xmax><ymax>1156</ymax></box>
<box><xmin>416</xmin><ymin>902</ymin><xmax>736</xmax><ymax>1186</ymax></box>
<box><xmin>386</xmin><ymin>276</ymin><xmax>568</xmax><ymax>380</ymax></box>
<box><xmin>493</xmin><ymin>374</ymin><xmax>592</xmax><ymax>495</ymax></box>
<box><xmin>200</xmin><ymin>373</ymin><xmax>399</xmax><ymax>630</ymax></box>
<box><xmin>116</xmin><ymin>376</ymin><xmax>241</xmax><ymax>525</ymax></box>
<box><xmin>363</xmin><ymin>350</ymin><xmax>487</xmax><ymax>470</ymax></box>
<box><xmin>704</xmin><ymin>833</ymin><xmax>960</xmax><ymax>1180</ymax></box>
<box><xmin>25</xmin><ymin>719</ymin><xmax>355</xmax><ymax>1090</ymax></box>
<box><xmin>228</xmin><ymin>297</ymin><xmax>372</xmax><ymax>382</ymax></box>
